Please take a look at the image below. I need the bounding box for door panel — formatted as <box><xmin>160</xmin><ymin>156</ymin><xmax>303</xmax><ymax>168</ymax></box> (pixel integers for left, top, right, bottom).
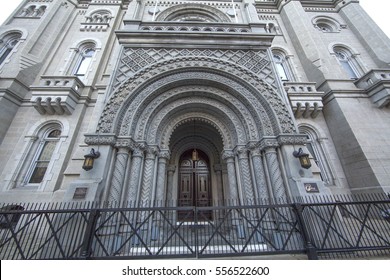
<box><xmin>178</xmin><ymin>154</ymin><xmax>212</xmax><ymax>221</ymax></box>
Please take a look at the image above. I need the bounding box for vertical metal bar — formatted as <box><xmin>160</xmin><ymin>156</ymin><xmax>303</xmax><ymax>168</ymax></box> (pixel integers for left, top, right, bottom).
<box><xmin>293</xmin><ymin>203</ymin><xmax>318</xmax><ymax>260</ymax></box>
<box><xmin>80</xmin><ymin>209</ymin><xmax>100</xmax><ymax>259</ymax></box>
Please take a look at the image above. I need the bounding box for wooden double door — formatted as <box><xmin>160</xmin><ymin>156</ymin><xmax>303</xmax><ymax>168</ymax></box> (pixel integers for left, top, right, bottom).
<box><xmin>178</xmin><ymin>151</ymin><xmax>212</xmax><ymax>221</ymax></box>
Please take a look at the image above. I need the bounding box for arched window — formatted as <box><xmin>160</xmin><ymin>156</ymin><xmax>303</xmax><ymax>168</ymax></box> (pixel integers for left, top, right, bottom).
<box><xmin>272</xmin><ymin>50</ymin><xmax>293</xmax><ymax>81</ymax></box>
<box><xmin>313</xmin><ymin>17</ymin><xmax>342</xmax><ymax>33</ymax></box>
<box><xmin>87</xmin><ymin>10</ymin><xmax>112</xmax><ymax>23</ymax></box>
<box><xmin>73</xmin><ymin>44</ymin><xmax>95</xmax><ymax>76</ymax></box>
<box><xmin>0</xmin><ymin>33</ymin><xmax>22</xmax><ymax>65</ymax></box>
<box><xmin>333</xmin><ymin>46</ymin><xmax>361</xmax><ymax>79</ymax></box>
<box><xmin>24</xmin><ymin>128</ymin><xmax>61</xmax><ymax>185</ymax></box>
<box><xmin>299</xmin><ymin>126</ymin><xmax>334</xmax><ymax>185</ymax></box>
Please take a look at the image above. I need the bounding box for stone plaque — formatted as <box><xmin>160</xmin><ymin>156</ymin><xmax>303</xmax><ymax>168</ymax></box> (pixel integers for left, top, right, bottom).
<box><xmin>73</xmin><ymin>187</ymin><xmax>88</xmax><ymax>200</ymax></box>
<box><xmin>304</xmin><ymin>183</ymin><xmax>319</xmax><ymax>193</ymax></box>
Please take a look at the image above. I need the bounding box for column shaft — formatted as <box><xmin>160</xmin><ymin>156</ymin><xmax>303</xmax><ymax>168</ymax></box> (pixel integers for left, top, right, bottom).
<box><xmin>109</xmin><ymin>147</ymin><xmax>130</xmax><ymax>204</ymax></box>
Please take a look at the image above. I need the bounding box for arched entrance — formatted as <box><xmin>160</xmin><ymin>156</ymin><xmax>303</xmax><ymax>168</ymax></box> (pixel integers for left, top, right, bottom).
<box><xmin>93</xmin><ymin>58</ymin><xmax>304</xmax><ymax>207</ymax></box>
<box><xmin>178</xmin><ymin>149</ymin><xmax>212</xmax><ymax>220</ymax></box>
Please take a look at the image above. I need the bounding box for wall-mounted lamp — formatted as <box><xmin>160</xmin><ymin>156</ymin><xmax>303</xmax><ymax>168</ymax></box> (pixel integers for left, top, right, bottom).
<box><xmin>82</xmin><ymin>148</ymin><xmax>100</xmax><ymax>171</ymax></box>
<box><xmin>293</xmin><ymin>148</ymin><xmax>311</xmax><ymax>169</ymax></box>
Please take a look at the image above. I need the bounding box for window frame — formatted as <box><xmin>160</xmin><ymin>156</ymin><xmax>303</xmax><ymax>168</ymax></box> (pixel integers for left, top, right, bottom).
<box><xmin>299</xmin><ymin>126</ymin><xmax>335</xmax><ymax>186</ymax></box>
<box><xmin>74</xmin><ymin>47</ymin><xmax>95</xmax><ymax>76</ymax></box>
<box><xmin>0</xmin><ymin>33</ymin><xmax>22</xmax><ymax>66</ymax></box>
<box><xmin>272</xmin><ymin>50</ymin><xmax>295</xmax><ymax>82</ymax></box>
<box><xmin>23</xmin><ymin>128</ymin><xmax>62</xmax><ymax>187</ymax></box>
<box><xmin>333</xmin><ymin>46</ymin><xmax>362</xmax><ymax>80</ymax></box>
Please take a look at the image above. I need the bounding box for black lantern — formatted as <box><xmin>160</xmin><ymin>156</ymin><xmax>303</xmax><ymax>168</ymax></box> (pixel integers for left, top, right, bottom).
<box><xmin>293</xmin><ymin>148</ymin><xmax>311</xmax><ymax>169</ymax></box>
<box><xmin>82</xmin><ymin>148</ymin><xmax>100</xmax><ymax>171</ymax></box>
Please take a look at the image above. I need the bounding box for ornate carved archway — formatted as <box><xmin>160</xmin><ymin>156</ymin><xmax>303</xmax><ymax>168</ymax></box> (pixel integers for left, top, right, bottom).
<box><xmin>89</xmin><ymin>55</ymin><xmax>304</xmax><ymax>207</ymax></box>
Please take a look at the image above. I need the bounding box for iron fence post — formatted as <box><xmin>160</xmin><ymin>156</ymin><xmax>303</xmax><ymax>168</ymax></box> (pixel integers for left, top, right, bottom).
<box><xmin>80</xmin><ymin>209</ymin><xmax>100</xmax><ymax>259</ymax></box>
<box><xmin>293</xmin><ymin>203</ymin><xmax>318</xmax><ymax>260</ymax></box>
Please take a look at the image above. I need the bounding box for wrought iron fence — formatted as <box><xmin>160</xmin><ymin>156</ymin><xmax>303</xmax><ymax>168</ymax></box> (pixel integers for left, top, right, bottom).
<box><xmin>0</xmin><ymin>194</ymin><xmax>389</xmax><ymax>260</ymax></box>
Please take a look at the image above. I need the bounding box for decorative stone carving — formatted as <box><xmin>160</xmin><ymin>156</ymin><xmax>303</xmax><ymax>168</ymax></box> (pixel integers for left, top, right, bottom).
<box><xmin>98</xmin><ymin>57</ymin><xmax>295</xmax><ymax>141</ymax></box>
<box><xmin>126</xmin><ymin>147</ymin><xmax>144</xmax><ymax>203</ymax></box>
<box><xmin>139</xmin><ymin>150</ymin><xmax>156</xmax><ymax>203</ymax></box>
<box><xmin>250</xmin><ymin>148</ymin><xmax>269</xmax><ymax>201</ymax></box>
<box><xmin>277</xmin><ymin>135</ymin><xmax>308</xmax><ymax>146</ymax></box>
<box><xmin>114</xmin><ymin>48</ymin><xmax>273</xmax><ymax>90</ymax></box>
<box><xmin>237</xmin><ymin>148</ymin><xmax>255</xmax><ymax>204</ymax></box>
<box><xmin>155</xmin><ymin>3</ymin><xmax>232</xmax><ymax>23</ymax></box>
<box><xmin>109</xmin><ymin>147</ymin><xmax>130</xmax><ymax>203</ymax></box>
<box><xmin>264</xmin><ymin>147</ymin><xmax>287</xmax><ymax>203</ymax></box>
<box><xmin>84</xmin><ymin>134</ymin><xmax>116</xmax><ymax>146</ymax></box>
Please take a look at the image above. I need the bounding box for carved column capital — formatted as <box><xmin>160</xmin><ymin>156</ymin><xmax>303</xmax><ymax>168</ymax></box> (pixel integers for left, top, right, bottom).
<box><xmin>222</xmin><ymin>150</ymin><xmax>235</xmax><ymax>161</ymax></box>
<box><xmin>158</xmin><ymin>150</ymin><xmax>171</xmax><ymax>160</ymax></box>
<box><xmin>167</xmin><ymin>165</ymin><xmax>176</xmax><ymax>173</ymax></box>
<box><xmin>249</xmin><ymin>147</ymin><xmax>262</xmax><ymax>157</ymax></box>
<box><xmin>236</xmin><ymin>147</ymin><xmax>249</xmax><ymax>159</ymax></box>
<box><xmin>259</xmin><ymin>138</ymin><xmax>279</xmax><ymax>152</ymax></box>
<box><xmin>132</xmin><ymin>147</ymin><xmax>144</xmax><ymax>157</ymax></box>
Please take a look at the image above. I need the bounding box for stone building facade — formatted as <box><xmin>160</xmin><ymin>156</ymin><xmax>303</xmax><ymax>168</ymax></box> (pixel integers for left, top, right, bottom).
<box><xmin>0</xmin><ymin>0</ymin><xmax>390</xmax><ymax>207</ymax></box>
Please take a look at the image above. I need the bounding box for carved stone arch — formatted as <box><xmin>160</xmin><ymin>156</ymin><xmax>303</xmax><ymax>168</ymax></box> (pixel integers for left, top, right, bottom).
<box><xmin>133</xmin><ymin>86</ymin><xmax>259</xmax><ymax>143</ymax></box>
<box><xmin>25</xmin><ymin>119</ymin><xmax>69</xmax><ymax>138</ymax></box>
<box><xmin>156</xmin><ymin>4</ymin><xmax>231</xmax><ymax>23</ymax></box>
<box><xmin>98</xmin><ymin>57</ymin><xmax>296</xmax><ymax>137</ymax></box>
<box><xmin>160</xmin><ymin>113</ymin><xmax>236</xmax><ymax>150</ymax></box>
<box><xmin>127</xmin><ymin>79</ymin><xmax>263</xmax><ymax>139</ymax></box>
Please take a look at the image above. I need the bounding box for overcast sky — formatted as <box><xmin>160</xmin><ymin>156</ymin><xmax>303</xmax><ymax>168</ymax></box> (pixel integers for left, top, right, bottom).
<box><xmin>0</xmin><ymin>0</ymin><xmax>389</xmax><ymax>37</ymax></box>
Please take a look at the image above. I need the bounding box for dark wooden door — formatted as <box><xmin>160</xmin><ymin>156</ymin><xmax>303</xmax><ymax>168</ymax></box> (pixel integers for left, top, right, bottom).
<box><xmin>178</xmin><ymin>152</ymin><xmax>212</xmax><ymax>221</ymax></box>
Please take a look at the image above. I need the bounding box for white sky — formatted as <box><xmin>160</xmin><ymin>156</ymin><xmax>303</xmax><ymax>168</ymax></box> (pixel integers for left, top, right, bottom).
<box><xmin>0</xmin><ymin>0</ymin><xmax>389</xmax><ymax>37</ymax></box>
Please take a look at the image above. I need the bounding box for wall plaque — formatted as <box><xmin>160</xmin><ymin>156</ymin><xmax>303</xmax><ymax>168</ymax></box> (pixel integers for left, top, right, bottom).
<box><xmin>304</xmin><ymin>183</ymin><xmax>319</xmax><ymax>193</ymax></box>
<box><xmin>73</xmin><ymin>187</ymin><xmax>88</xmax><ymax>200</ymax></box>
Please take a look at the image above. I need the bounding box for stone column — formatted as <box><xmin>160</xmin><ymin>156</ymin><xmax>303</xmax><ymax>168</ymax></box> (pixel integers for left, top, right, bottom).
<box><xmin>165</xmin><ymin>165</ymin><xmax>176</xmax><ymax>205</ymax></box>
<box><xmin>222</xmin><ymin>150</ymin><xmax>239</xmax><ymax>205</ymax></box>
<box><xmin>155</xmin><ymin>151</ymin><xmax>170</xmax><ymax>206</ymax></box>
<box><xmin>108</xmin><ymin>147</ymin><xmax>130</xmax><ymax>205</ymax></box>
<box><xmin>250</xmin><ymin>148</ymin><xmax>269</xmax><ymax>203</ymax></box>
<box><xmin>126</xmin><ymin>147</ymin><xmax>144</xmax><ymax>205</ymax></box>
<box><xmin>264</xmin><ymin>147</ymin><xmax>287</xmax><ymax>203</ymax></box>
<box><xmin>237</xmin><ymin>148</ymin><xmax>255</xmax><ymax>205</ymax></box>
<box><xmin>214</xmin><ymin>164</ymin><xmax>224</xmax><ymax>204</ymax></box>
<box><xmin>139</xmin><ymin>148</ymin><xmax>157</xmax><ymax>206</ymax></box>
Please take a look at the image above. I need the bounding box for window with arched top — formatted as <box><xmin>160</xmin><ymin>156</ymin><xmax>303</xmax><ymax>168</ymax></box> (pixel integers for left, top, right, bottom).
<box><xmin>272</xmin><ymin>50</ymin><xmax>294</xmax><ymax>81</ymax></box>
<box><xmin>25</xmin><ymin>128</ymin><xmax>62</xmax><ymax>185</ymax></box>
<box><xmin>333</xmin><ymin>46</ymin><xmax>361</xmax><ymax>79</ymax></box>
<box><xmin>87</xmin><ymin>10</ymin><xmax>112</xmax><ymax>24</ymax></box>
<box><xmin>299</xmin><ymin>126</ymin><xmax>334</xmax><ymax>185</ymax></box>
<box><xmin>313</xmin><ymin>16</ymin><xmax>342</xmax><ymax>33</ymax></box>
<box><xmin>156</xmin><ymin>4</ymin><xmax>231</xmax><ymax>23</ymax></box>
<box><xmin>72</xmin><ymin>44</ymin><xmax>96</xmax><ymax>77</ymax></box>
<box><xmin>0</xmin><ymin>32</ymin><xmax>22</xmax><ymax>65</ymax></box>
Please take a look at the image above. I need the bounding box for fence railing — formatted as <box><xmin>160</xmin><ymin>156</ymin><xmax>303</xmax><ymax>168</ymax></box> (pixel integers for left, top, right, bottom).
<box><xmin>0</xmin><ymin>194</ymin><xmax>389</xmax><ymax>260</ymax></box>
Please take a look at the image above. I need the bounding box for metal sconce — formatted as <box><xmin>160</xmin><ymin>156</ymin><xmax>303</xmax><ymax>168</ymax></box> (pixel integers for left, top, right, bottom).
<box><xmin>82</xmin><ymin>148</ymin><xmax>100</xmax><ymax>171</ymax></box>
<box><xmin>293</xmin><ymin>148</ymin><xmax>311</xmax><ymax>169</ymax></box>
